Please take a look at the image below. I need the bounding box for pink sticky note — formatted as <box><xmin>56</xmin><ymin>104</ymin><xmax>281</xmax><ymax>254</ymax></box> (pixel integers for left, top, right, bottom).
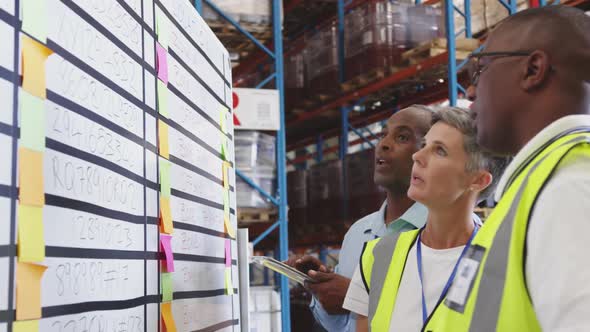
<box><xmin>156</xmin><ymin>43</ymin><xmax>169</xmax><ymax>84</ymax></box>
<box><xmin>225</xmin><ymin>239</ymin><xmax>231</xmax><ymax>267</ymax></box>
<box><xmin>160</xmin><ymin>234</ymin><xmax>175</xmax><ymax>272</ymax></box>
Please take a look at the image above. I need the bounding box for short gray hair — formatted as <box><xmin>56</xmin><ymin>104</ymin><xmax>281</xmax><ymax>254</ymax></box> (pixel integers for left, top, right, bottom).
<box><xmin>431</xmin><ymin>107</ymin><xmax>509</xmax><ymax>200</ymax></box>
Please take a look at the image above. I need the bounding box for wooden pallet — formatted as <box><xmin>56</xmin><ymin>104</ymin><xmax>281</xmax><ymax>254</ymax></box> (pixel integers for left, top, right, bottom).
<box><xmin>207</xmin><ymin>20</ymin><xmax>271</xmax><ymax>34</ymax></box>
<box><xmin>341</xmin><ymin>67</ymin><xmax>397</xmax><ymax>92</ymax></box>
<box><xmin>208</xmin><ymin>21</ymin><xmax>272</xmax><ymax>60</ymax></box>
<box><xmin>237</xmin><ymin>207</ymin><xmax>278</xmax><ymax>224</ymax></box>
<box><xmin>300</xmin><ymin>91</ymin><xmax>336</xmax><ymax>108</ymax></box>
<box><xmin>402</xmin><ymin>38</ymin><xmax>480</xmax><ymax>65</ymax></box>
<box><xmin>315</xmin><ymin>93</ymin><xmax>334</xmax><ymax>102</ymax></box>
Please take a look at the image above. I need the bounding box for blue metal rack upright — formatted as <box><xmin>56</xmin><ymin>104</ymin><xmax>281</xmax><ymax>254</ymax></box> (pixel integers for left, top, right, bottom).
<box><xmin>196</xmin><ymin>1</ymin><xmax>291</xmax><ymax>331</ymax></box>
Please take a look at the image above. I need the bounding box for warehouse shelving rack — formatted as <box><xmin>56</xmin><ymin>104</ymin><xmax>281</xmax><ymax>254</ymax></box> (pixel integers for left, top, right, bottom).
<box><xmin>194</xmin><ymin>0</ymin><xmax>292</xmax><ymax>331</ymax></box>
<box><xmin>279</xmin><ymin>0</ymin><xmax>589</xmax><ymax>165</ymax></box>
<box><xmin>197</xmin><ymin>0</ymin><xmax>589</xmax><ymax>330</ymax></box>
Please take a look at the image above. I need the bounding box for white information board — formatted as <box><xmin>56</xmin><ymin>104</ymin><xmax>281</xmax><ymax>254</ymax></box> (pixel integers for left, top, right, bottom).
<box><xmin>0</xmin><ymin>0</ymin><xmax>239</xmax><ymax>331</ymax></box>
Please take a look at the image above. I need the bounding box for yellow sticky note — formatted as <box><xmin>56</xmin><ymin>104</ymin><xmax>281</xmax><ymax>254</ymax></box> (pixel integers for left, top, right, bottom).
<box><xmin>19</xmin><ymin>147</ymin><xmax>45</xmax><ymax>206</ymax></box>
<box><xmin>22</xmin><ymin>35</ymin><xmax>52</xmax><ymax>99</ymax></box>
<box><xmin>18</xmin><ymin>204</ymin><xmax>45</xmax><ymax>262</ymax></box>
<box><xmin>157</xmin><ymin>80</ymin><xmax>169</xmax><ymax>118</ymax></box>
<box><xmin>223</xmin><ymin>189</ymin><xmax>230</xmax><ymax>216</ymax></box>
<box><xmin>222</xmin><ymin>162</ymin><xmax>230</xmax><ymax>190</ymax></box>
<box><xmin>160</xmin><ymin>197</ymin><xmax>173</xmax><ymax>234</ymax></box>
<box><xmin>224</xmin><ymin>213</ymin><xmax>235</xmax><ymax>239</ymax></box>
<box><xmin>16</xmin><ymin>262</ymin><xmax>47</xmax><ymax>320</ymax></box>
<box><xmin>13</xmin><ymin>319</ymin><xmax>39</xmax><ymax>332</ymax></box>
<box><xmin>161</xmin><ymin>302</ymin><xmax>177</xmax><ymax>332</ymax></box>
<box><xmin>22</xmin><ymin>0</ymin><xmax>47</xmax><ymax>43</ymax></box>
<box><xmin>156</xmin><ymin>12</ymin><xmax>169</xmax><ymax>49</ymax></box>
<box><xmin>224</xmin><ymin>267</ymin><xmax>234</xmax><ymax>295</ymax></box>
<box><xmin>158</xmin><ymin>120</ymin><xmax>169</xmax><ymax>159</ymax></box>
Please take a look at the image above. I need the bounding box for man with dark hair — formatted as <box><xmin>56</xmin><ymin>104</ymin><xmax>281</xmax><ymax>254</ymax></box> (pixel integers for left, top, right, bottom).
<box><xmin>424</xmin><ymin>6</ymin><xmax>590</xmax><ymax>331</ymax></box>
<box><xmin>285</xmin><ymin>106</ymin><xmax>434</xmax><ymax>332</ymax></box>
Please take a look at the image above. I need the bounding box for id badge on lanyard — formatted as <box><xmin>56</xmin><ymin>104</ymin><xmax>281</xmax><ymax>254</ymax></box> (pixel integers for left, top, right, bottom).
<box><xmin>444</xmin><ymin>244</ymin><xmax>486</xmax><ymax>313</ymax></box>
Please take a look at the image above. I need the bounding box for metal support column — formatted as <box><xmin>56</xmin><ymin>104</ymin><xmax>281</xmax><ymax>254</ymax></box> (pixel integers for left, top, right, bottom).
<box><xmin>272</xmin><ymin>0</ymin><xmax>291</xmax><ymax>331</ymax></box>
<box><xmin>295</xmin><ymin>149</ymin><xmax>307</xmax><ymax>170</ymax></box>
<box><xmin>339</xmin><ymin>107</ymin><xmax>350</xmax><ymax>159</ymax></box>
<box><xmin>194</xmin><ymin>0</ymin><xmax>202</xmax><ymax>13</ymax></box>
<box><xmin>444</xmin><ymin>0</ymin><xmax>458</xmax><ymax>106</ymax></box>
<box><xmin>316</xmin><ymin>135</ymin><xmax>324</xmax><ymax>163</ymax></box>
<box><xmin>464</xmin><ymin>0</ymin><xmax>472</xmax><ymax>38</ymax></box>
<box><xmin>337</xmin><ymin>0</ymin><xmax>346</xmax><ymax>83</ymax></box>
<box><xmin>509</xmin><ymin>0</ymin><xmax>518</xmax><ymax>13</ymax></box>
<box><xmin>339</xmin><ymin>107</ymin><xmax>349</xmax><ymax>225</ymax></box>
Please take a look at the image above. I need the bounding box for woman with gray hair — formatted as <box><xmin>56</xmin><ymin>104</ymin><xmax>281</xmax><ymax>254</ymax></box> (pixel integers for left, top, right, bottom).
<box><xmin>343</xmin><ymin>107</ymin><xmax>509</xmax><ymax>331</ymax></box>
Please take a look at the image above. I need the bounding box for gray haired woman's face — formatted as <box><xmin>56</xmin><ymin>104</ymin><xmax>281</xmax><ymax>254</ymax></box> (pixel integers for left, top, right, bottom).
<box><xmin>408</xmin><ymin>122</ymin><xmax>490</xmax><ymax>209</ymax></box>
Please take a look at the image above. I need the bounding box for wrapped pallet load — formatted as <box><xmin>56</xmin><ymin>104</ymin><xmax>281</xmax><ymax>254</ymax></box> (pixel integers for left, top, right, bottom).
<box><xmin>202</xmin><ymin>0</ymin><xmax>273</xmax><ymax>26</ymax></box>
<box><xmin>235</xmin><ymin>131</ymin><xmax>277</xmax><ymax>208</ymax></box>
<box><xmin>287</xmin><ymin>169</ymin><xmax>308</xmax><ymax>225</ymax></box>
<box><xmin>407</xmin><ymin>4</ymin><xmax>444</xmax><ymax>46</ymax></box>
<box><xmin>305</xmin><ymin>22</ymin><xmax>340</xmax><ymax>96</ymax></box>
<box><xmin>285</xmin><ymin>38</ymin><xmax>307</xmax><ymax>109</ymax></box>
<box><xmin>344</xmin><ymin>0</ymin><xmax>414</xmax><ymax>81</ymax></box>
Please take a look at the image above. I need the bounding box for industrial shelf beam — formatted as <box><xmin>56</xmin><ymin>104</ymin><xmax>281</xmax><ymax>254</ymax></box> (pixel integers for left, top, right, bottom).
<box><xmin>287</xmin><ymin>82</ymin><xmax>451</xmax><ymax>153</ymax></box>
<box><xmin>252</xmin><ymin>221</ymin><xmax>281</xmax><ymax>246</ymax></box>
<box><xmin>256</xmin><ymin>72</ymin><xmax>277</xmax><ymax>89</ymax></box>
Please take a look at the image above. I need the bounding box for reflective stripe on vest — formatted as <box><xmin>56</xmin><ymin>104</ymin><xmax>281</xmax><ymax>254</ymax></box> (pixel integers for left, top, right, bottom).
<box><xmin>424</xmin><ymin>133</ymin><xmax>590</xmax><ymax>332</ymax></box>
<box><xmin>360</xmin><ymin>230</ymin><xmax>420</xmax><ymax>331</ymax></box>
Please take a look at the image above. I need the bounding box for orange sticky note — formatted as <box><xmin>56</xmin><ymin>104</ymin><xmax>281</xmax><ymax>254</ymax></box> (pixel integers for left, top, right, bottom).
<box><xmin>161</xmin><ymin>302</ymin><xmax>177</xmax><ymax>332</ymax></box>
<box><xmin>160</xmin><ymin>197</ymin><xmax>173</xmax><ymax>234</ymax></box>
<box><xmin>21</xmin><ymin>35</ymin><xmax>52</xmax><ymax>99</ymax></box>
<box><xmin>158</xmin><ymin>120</ymin><xmax>169</xmax><ymax>159</ymax></box>
<box><xmin>19</xmin><ymin>147</ymin><xmax>45</xmax><ymax>206</ymax></box>
<box><xmin>13</xmin><ymin>319</ymin><xmax>39</xmax><ymax>332</ymax></box>
<box><xmin>18</xmin><ymin>204</ymin><xmax>45</xmax><ymax>262</ymax></box>
<box><xmin>16</xmin><ymin>262</ymin><xmax>47</xmax><ymax>320</ymax></box>
<box><xmin>222</xmin><ymin>162</ymin><xmax>230</xmax><ymax>190</ymax></box>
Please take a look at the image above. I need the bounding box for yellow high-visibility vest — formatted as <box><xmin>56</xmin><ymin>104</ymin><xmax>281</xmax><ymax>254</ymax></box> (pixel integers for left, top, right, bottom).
<box><xmin>360</xmin><ymin>132</ymin><xmax>590</xmax><ymax>332</ymax></box>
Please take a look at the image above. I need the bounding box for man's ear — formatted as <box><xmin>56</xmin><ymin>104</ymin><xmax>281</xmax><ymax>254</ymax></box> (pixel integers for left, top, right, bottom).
<box><xmin>470</xmin><ymin>170</ymin><xmax>493</xmax><ymax>194</ymax></box>
<box><xmin>521</xmin><ymin>50</ymin><xmax>552</xmax><ymax>91</ymax></box>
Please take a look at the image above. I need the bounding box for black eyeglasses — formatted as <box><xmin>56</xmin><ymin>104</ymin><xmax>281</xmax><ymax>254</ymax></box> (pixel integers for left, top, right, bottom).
<box><xmin>468</xmin><ymin>51</ymin><xmax>532</xmax><ymax>86</ymax></box>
